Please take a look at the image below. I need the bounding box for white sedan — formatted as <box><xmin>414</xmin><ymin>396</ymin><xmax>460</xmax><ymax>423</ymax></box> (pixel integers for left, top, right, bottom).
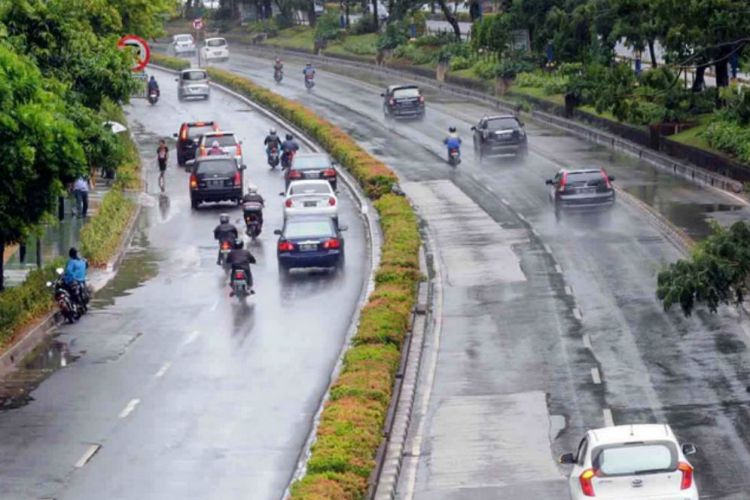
<box><xmin>201</xmin><ymin>37</ymin><xmax>230</xmax><ymax>63</ymax></box>
<box><xmin>172</xmin><ymin>33</ymin><xmax>195</xmax><ymax>56</ymax></box>
<box><xmin>283</xmin><ymin>180</ymin><xmax>338</xmax><ymax>221</ymax></box>
<box><xmin>560</xmin><ymin>424</ymin><xmax>699</xmax><ymax>500</ymax></box>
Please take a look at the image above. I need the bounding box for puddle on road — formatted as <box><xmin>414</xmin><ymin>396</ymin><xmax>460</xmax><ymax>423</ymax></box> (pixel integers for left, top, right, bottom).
<box><xmin>0</xmin><ymin>337</ymin><xmax>80</xmax><ymax>411</ymax></box>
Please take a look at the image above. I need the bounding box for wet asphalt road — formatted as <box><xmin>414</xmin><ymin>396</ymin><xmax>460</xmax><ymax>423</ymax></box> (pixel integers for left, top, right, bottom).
<box><xmin>215</xmin><ymin>52</ymin><xmax>750</xmax><ymax>499</ymax></box>
<box><xmin>0</xmin><ymin>69</ymin><xmax>368</xmax><ymax>499</ymax></box>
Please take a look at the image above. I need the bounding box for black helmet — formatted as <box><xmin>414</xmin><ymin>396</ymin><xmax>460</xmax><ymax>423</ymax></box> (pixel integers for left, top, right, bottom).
<box><xmin>449</xmin><ymin>126</ymin><xmax>456</xmax><ymax>133</ymax></box>
<box><xmin>286</xmin><ymin>134</ymin><xmax>293</xmax><ymax>141</ymax></box>
<box><xmin>219</xmin><ymin>214</ymin><xmax>230</xmax><ymax>224</ymax></box>
<box><xmin>234</xmin><ymin>238</ymin><xmax>244</xmax><ymax>249</ymax></box>
<box><xmin>69</xmin><ymin>247</ymin><xmax>79</xmax><ymax>259</ymax></box>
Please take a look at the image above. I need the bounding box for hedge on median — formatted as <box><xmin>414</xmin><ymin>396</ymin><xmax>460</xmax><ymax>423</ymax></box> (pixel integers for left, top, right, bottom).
<box><xmin>197</xmin><ymin>67</ymin><xmax>420</xmax><ymax>498</ymax></box>
<box><xmin>150</xmin><ymin>53</ymin><xmax>191</xmax><ymax>72</ymax></box>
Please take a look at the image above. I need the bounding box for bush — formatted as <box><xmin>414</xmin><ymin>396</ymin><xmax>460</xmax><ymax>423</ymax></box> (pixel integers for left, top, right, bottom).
<box><xmin>80</xmin><ymin>190</ymin><xmax>136</xmax><ymax>267</ymax></box>
<box><xmin>350</xmin><ymin>15</ymin><xmax>376</xmax><ymax>35</ymax></box>
<box><xmin>376</xmin><ymin>21</ymin><xmax>408</xmax><ymax>51</ymax></box>
<box><xmin>703</xmin><ymin>119</ymin><xmax>750</xmax><ymax>162</ymax></box>
<box><xmin>150</xmin><ymin>53</ymin><xmax>190</xmax><ymax>71</ymax></box>
<box><xmin>449</xmin><ymin>55</ymin><xmax>473</xmax><ymax>71</ymax></box>
<box><xmin>315</xmin><ymin>11</ymin><xmax>343</xmax><ymax>42</ymax></box>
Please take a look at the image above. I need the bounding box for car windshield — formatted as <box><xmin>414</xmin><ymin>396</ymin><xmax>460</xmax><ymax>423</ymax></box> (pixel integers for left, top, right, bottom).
<box><xmin>188</xmin><ymin>126</ymin><xmax>216</xmax><ymax>140</ymax></box>
<box><xmin>207</xmin><ymin>39</ymin><xmax>226</xmax><ymax>47</ymax></box>
<box><xmin>204</xmin><ymin>135</ymin><xmax>237</xmax><ymax>147</ymax></box>
<box><xmin>197</xmin><ymin>159</ymin><xmax>235</xmax><ymax>175</ymax></box>
<box><xmin>593</xmin><ymin>443</ymin><xmax>676</xmax><ymax>476</ymax></box>
<box><xmin>293</xmin><ymin>156</ymin><xmax>330</xmax><ymax>170</ymax></box>
<box><xmin>285</xmin><ymin>220</ymin><xmax>334</xmax><ymax>239</ymax></box>
<box><xmin>486</xmin><ymin>117</ymin><xmax>519</xmax><ymax>130</ymax></box>
<box><xmin>566</xmin><ymin>171</ymin><xmax>606</xmax><ymax>186</ymax></box>
<box><xmin>290</xmin><ymin>183</ymin><xmax>330</xmax><ymax>195</ymax></box>
<box><xmin>175</xmin><ymin>35</ymin><xmax>192</xmax><ymax>43</ymax></box>
<box><xmin>183</xmin><ymin>71</ymin><xmax>207</xmax><ymax>81</ymax></box>
<box><xmin>393</xmin><ymin>88</ymin><xmax>420</xmax><ymax>99</ymax></box>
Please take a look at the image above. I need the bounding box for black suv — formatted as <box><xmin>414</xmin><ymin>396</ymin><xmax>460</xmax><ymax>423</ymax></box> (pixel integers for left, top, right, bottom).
<box><xmin>173</xmin><ymin>121</ymin><xmax>219</xmax><ymax>166</ymax></box>
<box><xmin>188</xmin><ymin>155</ymin><xmax>246</xmax><ymax>209</ymax></box>
<box><xmin>472</xmin><ymin>115</ymin><xmax>527</xmax><ymax>159</ymax></box>
<box><xmin>382</xmin><ymin>85</ymin><xmax>425</xmax><ymax>120</ymax></box>
<box><xmin>545</xmin><ymin>168</ymin><xmax>615</xmax><ymax>214</ymax></box>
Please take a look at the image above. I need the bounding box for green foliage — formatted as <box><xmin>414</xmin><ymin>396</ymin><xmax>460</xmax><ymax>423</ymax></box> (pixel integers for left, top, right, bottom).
<box><xmin>339</xmin><ymin>34</ymin><xmax>378</xmax><ymax>56</ymax></box>
<box><xmin>702</xmin><ymin>120</ymin><xmax>750</xmax><ymax>163</ymax></box>
<box><xmin>80</xmin><ymin>189</ymin><xmax>136</xmax><ymax>267</ymax></box>
<box><xmin>471</xmin><ymin>13</ymin><xmax>511</xmax><ymax>55</ymax></box>
<box><xmin>350</xmin><ymin>14</ymin><xmax>377</xmax><ymax>35</ymax></box>
<box><xmin>515</xmin><ymin>71</ymin><xmax>569</xmax><ymax>95</ymax></box>
<box><xmin>376</xmin><ymin>21</ymin><xmax>408</xmax><ymax>51</ymax></box>
<box><xmin>150</xmin><ymin>53</ymin><xmax>191</xmax><ymax>71</ymax></box>
<box><xmin>315</xmin><ymin>11</ymin><xmax>342</xmax><ymax>42</ymax></box>
<box><xmin>657</xmin><ymin>221</ymin><xmax>750</xmax><ymax>316</ymax></box>
<box><xmin>449</xmin><ymin>55</ymin><xmax>474</xmax><ymax>71</ymax></box>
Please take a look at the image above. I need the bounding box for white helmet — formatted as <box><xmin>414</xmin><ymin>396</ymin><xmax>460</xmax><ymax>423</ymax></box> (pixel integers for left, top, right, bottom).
<box><xmin>212</xmin><ymin>140</ymin><xmax>220</xmax><ymax>148</ymax></box>
<box><xmin>247</xmin><ymin>184</ymin><xmax>258</xmax><ymax>193</ymax></box>
<box><xmin>269</xmin><ymin>127</ymin><xmax>276</xmax><ymax>135</ymax></box>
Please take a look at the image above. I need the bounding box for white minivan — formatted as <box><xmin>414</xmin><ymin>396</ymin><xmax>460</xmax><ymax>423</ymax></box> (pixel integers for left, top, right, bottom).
<box><xmin>201</xmin><ymin>37</ymin><xmax>229</xmax><ymax>63</ymax></box>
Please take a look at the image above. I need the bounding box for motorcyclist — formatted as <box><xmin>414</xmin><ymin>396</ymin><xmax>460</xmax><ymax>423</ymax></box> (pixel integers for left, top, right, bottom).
<box><xmin>444</xmin><ymin>126</ymin><xmax>462</xmax><ymax>152</ymax></box>
<box><xmin>226</xmin><ymin>238</ymin><xmax>256</xmax><ymax>295</ymax></box>
<box><xmin>274</xmin><ymin>58</ymin><xmax>283</xmax><ymax>75</ymax></box>
<box><xmin>213</xmin><ymin>214</ymin><xmax>238</xmax><ymax>264</ymax></box>
<box><xmin>62</xmin><ymin>247</ymin><xmax>88</xmax><ymax>306</ymax></box>
<box><xmin>303</xmin><ymin>63</ymin><xmax>315</xmax><ymax>82</ymax></box>
<box><xmin>242</xmin><ymin>184</ymin><xmax>265</xmax><ymax>227</ymax></box>
<box><xmin>264</xmin><ymin>127</ymin><xmax>282</xmax><ymax>156</ymax></box>
<box><xmin>147</xmin><ymin>75</ymin><xmax>160</xmax><ymax>96</ymax></box>
<box><xmin>208</xmin><ymin>140</ymin><xmax>223</xmax><ymax>155</ymax></box>
<box><xmin>281</xmin><ymin>133</ymin><xmax>300</xmax><ymax>168</ymax></box>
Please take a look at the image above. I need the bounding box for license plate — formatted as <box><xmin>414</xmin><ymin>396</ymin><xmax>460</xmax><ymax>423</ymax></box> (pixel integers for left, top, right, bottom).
<box><xmin>304</xmin><ymin>171</ymin><xmax>321</xmax><ymax>177</ymax></box>
<box><xmin>303</xmin><ymin>201</ymin><xmax>317</xmax><ymax>208</ymax></box>
<box><xmin>300</xmin><ymin>243</ymin><xmax>317</xmax><ymax>252</ymax></box>
<box><xmin>580</xmin><ymin>187</ymin><xmax>596</xmax><ymax>193</ymax></box>
<box><xmin>210</xmin><ymin>180</ymin><xmax>223</xmax><ymax>187</ymax></box>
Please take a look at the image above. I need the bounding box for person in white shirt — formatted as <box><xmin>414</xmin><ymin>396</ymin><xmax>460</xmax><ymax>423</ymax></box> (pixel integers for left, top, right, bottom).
<box><xmin>73</xmin><ymin>176</ymin><xmax>90</xmax><ymax>218</ymax></box>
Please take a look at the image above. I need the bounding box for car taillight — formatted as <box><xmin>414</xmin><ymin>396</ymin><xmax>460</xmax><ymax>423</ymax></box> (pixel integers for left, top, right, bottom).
<box><xmin>579</xmin><ymin>469</ymin><xmax>596</xmax><ymax>497</ymax></box>
<box><xmin>234</xmin><ymin>171</ymin><xmax>241</xmax><ymax>186</ymax></box>
<box><xmin>558</xmin><ymin>172</ymin><xmax>568</xmax><ymax>192</ymax></box>
<box><xmin>323</xmin><ymin>238</ymin><xmax>341</xmax><ymax>249</ymax></box>
<box><xmin>180</xmin><ymin>127</ymin><xmax>187</xmax><ymax>141</ymax></box>
<box><xmin>418</xmin><ymin>95</ymin><xmax>425</xmax><ymax>103</ymax></box>
<box><xmin>235</xmin><ymin>144</ymin><xmax>242</xmax><ymax>157</ymax></box>
<box><xmin>189</xmin><ymin>174</ymin><xmax>198</xmax><ymax>189</ymax></box>
<box><xmin>600</xmin><ymin>169</ymin><xmax>612</xmax><ymax>189</ymax></box>
<box><xmin>328</xmin><ymin>197</ymin><xmax>336</xmax><ymax>206</ymax></box>
<box><xmin>289</xmin><ymin>170</ymin><xmax>302</xmax><ymax>179</ymax></box>
<box><xmin>389</xmin><ymin>98</ymin><xmax>395</xmax><ymax>106</ymax></box>
<box><xmin>285</xmin><ymin>199</ymin><xmax>293</xmax><ymax>208</ymax></box>
<box><xmin>678</xmin><ymin>462</ymin><xmax>693</xmax><ymax>490</ymax></box>
<box><xmin>323</xmin><ymin>168</ymin><xmax>336</xmax><ymax>177</ymax></box>
<box><xmin>199</xmin><ymin>146</ymin><xmax>206</xmax><ymax>156</ymax></box>
<box><xmin>278</xmin><ymin>241</ymin><xmax>294</xmax><ymax>252</ymax></box>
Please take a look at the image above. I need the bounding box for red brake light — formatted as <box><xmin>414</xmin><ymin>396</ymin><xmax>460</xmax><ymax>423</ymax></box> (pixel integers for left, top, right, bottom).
<box><xmin>278</xmin><ymin>241</ymin><xmax>294</xmax><ymax>252</ymax></box>
<box><xmin>418</xmin><ymin>95</ymin><xmax>425</xmax><ymax>103</ymax></box>
<box><xmin>233</xmin><ymin>270</ymin><xmax>246</xmax><ymax>280</ymax></box>
<box><xmin>234</xmin><ymin>171</ymin><xmax>241</xmax><ymax>186</ymax></box>
<box><xmin>678</xmin><ymin>462</ymin><xmax>693</xmax><ymax>490</ymax></box>
<box><xmin>180</xmin><ymin>126</ymin><xmax>188</xmax><ymax>141</ymax></box>
<box><xmin>189</xmin><ymin>174</ymin><xmax>198</xmax><ymax>189</ymax></box>
<box><xmin>558</xmin><ymin>172</ymin><xmax>568</xmax><ymax>192</ymax></box>
<box><xmin>323</xmin><ymin>238</ymin><xmax>341</xmax><ymax>249</ymax></box>
<box><xmin>285</xmin><ymin>199</ymin><xmax>293</xmax><ymax>208</ymax></box>
<box><xmin>328</xmin><ymin>197</ymin><xmax>336</xmax><ymax>206</ymax></box>
<box><xmin>323</xmin><ymin>168</ymin><xmax>336</xmax><ymax>177</ymax></box>
<box><xmin>289</xmin><ymin>170</ymin><xmax>302</xmax><ymax>179</ymax></box>
<box><xmin>600</xmin><ymin>169</ymin><xmax>611</xmax><ymax>188</ymax></box>
<box><xmin>221</xmin><ymin>240</ymin><xmax>231</xmax><ymax>250</ymax></box>
<box><xmin>579</xmin><ymin>469</ymin><xmax>596</xmax><ymax>497</ymax></box>
<box><xmin>235</xmin><ymin>144</ymin><xmax>242</xmax><ymax>157</ymax></box>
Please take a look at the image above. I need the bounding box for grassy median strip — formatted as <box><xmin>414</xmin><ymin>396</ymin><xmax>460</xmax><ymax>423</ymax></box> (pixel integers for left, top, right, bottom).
<box><xmin>153</xmin><ymin>53</ymin><xmax>421</xmax><ymax>499</ymax></box>
<box><xmin>80</xmin><ymin>189</ymin><xmax>136</xmax><ymax>267</ymax></box>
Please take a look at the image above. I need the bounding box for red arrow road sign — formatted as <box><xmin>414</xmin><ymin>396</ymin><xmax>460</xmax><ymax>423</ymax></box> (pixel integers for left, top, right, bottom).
<box><xmin>117</xmin><ymin>34</ymin><xmax>151</xmax><ymax>72</ymax></box>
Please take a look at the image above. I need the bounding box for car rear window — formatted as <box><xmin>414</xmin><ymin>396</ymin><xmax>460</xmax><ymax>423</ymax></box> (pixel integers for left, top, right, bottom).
<box><xmin>393</xmin><ymin>88</ymin><xmax>420</xmax><ymax>99</ymax></box>
<box><xmin>487</xmin><ymin>117</ymin><xmax>519</xmax><ymax>130</ymax></box>
<box><xmin>183</xmin><ymin>71</ymin><xmax>207</xmax><ymax>81</ymax></box>
<box><xmin>285</xmin><ymin>220</ymin><xmax>334</xmax><ymax>239</ymax></box>
<box><xmin>187</xmin><ymin>126</ymin><xmax>215</xmax><ymax>139</ymax></box>
<box><xmin>566</xmin><ymin>171</ymin><xmax>606</xmax><ymax>186</ymax></box>
<box><xmin>196</xmin><ymin>159</ymin><xmax>236</xmax><ymax>175</ymax></box>
<box><xmin>593</xmin><ymin>443</ymin><xmax>677</xmax><ymax>476</ymax></box>
<box><xmin>290</xmin><ymin>183</ymin><xmax>330</xmax><ymax>195</ymax></box>
<box><xmin>175</xmin><ymin>35</ymin><xmax>193</xmax><ymax>43</ymax></box>
<box><xmin>204</xmin><ymin>135</ymin><xmax>238</xmax><ymax>147</ymax></box>
<box><xmin>207</xmin><ymin>39</ymin><xmax>227</xmax><ymax>47</ymax></box>
<box><xmin>293</xmin><ymin>156</ymin><xmax>331</xmax><ymax>170</ymax></box>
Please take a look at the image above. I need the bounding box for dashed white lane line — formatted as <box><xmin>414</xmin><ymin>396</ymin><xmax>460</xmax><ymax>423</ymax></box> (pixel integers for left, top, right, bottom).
<box><xmin>573</xmin><ymin>307</ymin><xmax>583</xmax><ymax>320</ymax></box>
<box><xmin>564</xmin><ymin>285</ymin><xmax>573</xmax><ymax>296</ymax></box>
<box><xmin>555</xmin><ymin>264</ymin><xmax>562</xmax><ymax>274</ymax></box>
<box><xmin>517</xmin><ymin>213</ymin><xmax>528</xmax><ymax>222</ymax></box>
<box><xmin>583</xmin><ymin>334</ymin><xmax>593</xmax><ymax>350</ymax></box>
<box><xmin>543</xmin><ymin>244</ymin><xmax>552</xmax><ymax>254</ymax></box>
<box><xmin>210</xmin><ymin>299</ymin><xmax>219</xmax><ymax>311</ymax></box>
<box><xmin>591</xmin><ymin>367</ymin><xmax>602</xmax><ymax>384</ymax></box>
<box><xmin>500</xmin><ymin>197</ymin><xmax>510</xmax><ymax>205</ymax></box>
<box><xmin>183</xmin><ymin>329</ymin><xmax>201</xmax><ymax>346</ymax></box>
<box><xmin>118</xmin><ymin>399</ymin><xmax>141</xmax><ymax>419</ymax></box>
<box><xmin>155</xmin><ymin>362</ymin><xmax>172</xmax><ymax>378</ymax></box>
<box><xmin>74</xmin><ymin>444</ymin><xmax>101</xmax><ymax>468</ymax></box>
<box><xmin>603</xmin><ymin>408</ymin><xmax>615</xmax><ymax>427</ymax></box>
<box><xmin>531</xmin><ymin>228</ymin><xmax>539</xmax><ymax>237</ymax></box>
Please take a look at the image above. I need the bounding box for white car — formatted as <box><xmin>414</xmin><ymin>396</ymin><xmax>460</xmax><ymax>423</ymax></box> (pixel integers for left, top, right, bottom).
<box><xmin>172</xmin><ymin>34</ymin><xmax>195</xmax><ymax>56</ymax></box>
<box><xmin>283</xmin><ymin>180</ymin><xmax>338</xmax><ymax>221</ymax></box>
<box><xmin>197</xmin><ymin>131</ymin><xmax>243</xmax><ymax>165</ymax></box>
<box><xmin>560</xmin><ymin>424</ymin><xmax>699</xmax><ymax>500</ymax></box>
<box><xmin>201</xmin><ymin>37</ymin><xmax>230</xmax><ymax>63</ymax></box>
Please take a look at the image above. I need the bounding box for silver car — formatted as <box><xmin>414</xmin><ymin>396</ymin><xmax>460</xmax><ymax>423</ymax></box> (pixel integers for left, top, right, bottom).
<box><xmin>176</xmin><ymin>69</ymin><xmax>210</xmax><ymax>101</ymax></box>
<box><xmin>172</xmin><ymin>34</ymin><xmax>195</xmax><ymax>56</ymax></box>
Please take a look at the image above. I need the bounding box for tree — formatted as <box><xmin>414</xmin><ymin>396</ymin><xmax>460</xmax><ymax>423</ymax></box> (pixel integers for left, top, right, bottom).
<box><xmin>0</xmin><ymin>45</ymin><xmax>87</xmax><ymax>290</ymax></box>
<box><xmin>657</xmin><ymin>221</ymin><xmax>750</xmax><ymax>316</ymax></box>
<box><xmin>603</xmin><ymin>0</ymin><xmax>664</xmax><ymax>68</ymax></box>
<box><xmin>435</xmin><ymin>0</ymin><xmax>461</xmax><ymax>40</ymax></box>
<box><xmin>109</xmin><ymin>0</ymin><xmax>176</xmax><ymax>39</ymax></box>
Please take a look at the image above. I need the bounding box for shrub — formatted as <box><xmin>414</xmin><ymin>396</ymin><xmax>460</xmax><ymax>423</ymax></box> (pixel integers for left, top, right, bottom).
<box><xmin>315</xmin><ymin>11</ymin><xmax>343</xmax><ymax>42</ymax></box>
<box><xmin>449</xmin><ymin>55</ymin><xmax>473</xmax><ymax>71</ymax></box>
<box><xmin>703</xmin><ymin>120</ymin><xmax>750</xmax><ymax>163</ymax></box>
<box><xmin>80</xmin><ymin>190</ymin><xmax>136</xmax><ymax>267</ymax></box>
<box><xmin>377</xmin><ymin>21</ymin><xmax>408</xmax><ymax>51</ymax></box>
<box><xmin>150</xmin><ymin>53</ymin><xmax>190</xmax><ymax>71</ymax></box>
<box><xmin>350</xmin><ymin>15</ymin><xmax>376</xmax><ymax>35</ymax></box>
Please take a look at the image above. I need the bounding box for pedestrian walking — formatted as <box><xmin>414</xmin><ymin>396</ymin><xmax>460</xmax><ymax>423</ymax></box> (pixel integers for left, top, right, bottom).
<box><xmin>157</xmin><ymin>139</ymin><xmax>169</xmax><ymax>192</ymax></box>
<box><xmin>73</xmin><ymin>175</ymin><xmax>91</xmax><ymax>218</ymax></box>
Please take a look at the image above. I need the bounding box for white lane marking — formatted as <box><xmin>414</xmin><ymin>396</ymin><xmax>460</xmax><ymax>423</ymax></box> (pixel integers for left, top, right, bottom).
<box><xmin>183</xmin><ymin>329</ymin><xmax>201</xmax><ymax>346</ymax></box>
<box><xmin>155</xmin><ymin>362</ymin><xmax>172</xmax><ymax>378</ymax></box>
<box><xmin>74</xmin><ymin>444</ymin><xmax>101</xmax><ymax>468</ymax></box>
<box><xmin>500</xmin><ymin>198</ymin><xmax>510</xmax><ymax>205</ymax></box>
<box><xmin>531</xmin><ymin>228</ymin><xmax>539</xmax><ymax>237</ymax></box>
<box><xmin>517</xmin><ymin>213</ymin><xmax>527</xmax><ymax>222</ymax></box>
<box><xmin>119</xmin><ymin>399</ymin><xmax>141</xmax><ymax>419</ymax></box>
<box><xmin>210</xmin><ymin>299</ymin><xmax>219</xmax><ymax>311</ymax></box>
<box><xmin>573</xmin><ymin>307</ymin><xmax>583</xmax><ymax>320</ymax></box>
<box><xmin>603</xmin><ymin>408</ymin><xmax>615</xmax><ymax>427</ymax></box>
<box><xmin>583</xmin><ymin>334</ymin><xmax>593</xmax><ymax>350</ymax></box>
<box><xmin>564</xmin><ymin>285</ymin><xmax>573</xmax><ymax>296</ymax></box>
<box><xmin>555</xmin><ymin>264</ymin><xmax>562</xmax><ymax>274</ymax></box>
<box><xmin>543</xmin><ymin>244</ymin><xmax>552</xmax><ymax>254</ymax></box>
<box><xmin>591</xmin><ymin>367</ymin><xmax>602</xmax><ymax>385</ymax></box>
<box><xmin>486</xmin><ymin>186</ymin><xmax>496</xmax><ymax>194</ymax></box>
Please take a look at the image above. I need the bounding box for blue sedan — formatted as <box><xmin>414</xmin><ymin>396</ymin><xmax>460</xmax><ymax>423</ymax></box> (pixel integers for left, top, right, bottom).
<box><xmin>275</xmin><ymin>216</ymin><xmax>346</xmax><ymax>272</ymax></box>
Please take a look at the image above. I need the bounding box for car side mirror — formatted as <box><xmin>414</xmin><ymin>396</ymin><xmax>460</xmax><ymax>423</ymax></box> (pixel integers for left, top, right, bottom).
<box><xmin>274</xmin><ymin>229</ymin><xmax>282</xmax><ymax>235</ymax></box>
<box><xmin>608</xmin><ymin>175</ymin><xmax>615</xmax><ymax>182</ymax></box>
<box><xmin>380</xmin><ymin>93</ymin><xmax>385</xmax><ymax>97</ymax></box>
<box><xmin>682</xmin><ymin>443</ymin><xmax>697</xmax><ymax>456</ymax></box>
<box><xmin>559</xmin><ymin>453</ymin><xmax>576</xmax><ymax>464</ymax></box>
<box><xmin>519</xmin><ymin>121</ymin><xmax>525</xmax><ymax>127</ymax></box>
<box><xmin>545</xmin><ymin>179</ymin><xmax>554</xmax><ymax>185</ymax></box>
<box><xmin>172</xmin><ymin>132</ymin><xmax>178</xmax><ymax>138</ymax></box>
<box><xmin>339</xmin><ymin>225</ymin><xmax>348</xmax><ymax>232</ymax></box>
<box><xmin>174</xmin><ymin>78</ymin><xmax>179</xmax><ymax>82</ymax></box>
<box><xmin>470</xmin><ymin>126</ymin><xmax>476</xmax><ymax>131</ymax></box>
<box><xmin>240</xmin><ymin>164</ymin><xmax>247</xmax><ymax>170</ymax></box>
<box><xmin>279</xmin><ymin>192</ymin><xmax>285</xmax><ymax>196</ymax></box>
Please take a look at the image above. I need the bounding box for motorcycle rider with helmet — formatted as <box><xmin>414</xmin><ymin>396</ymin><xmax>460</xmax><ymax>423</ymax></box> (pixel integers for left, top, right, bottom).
<box><xmin>213</xmin><ymin>214</ymin><xmax>238</xmax><ymax>264</ymax></box>
<box><xmin>443</xmin><ymin>126</ymin><xmax>462</xmax><ymax>163</ymax></box>
<box><xmin>303</xmin><ymin>63</ymin><xmax>316</xmax><ymax>81</ymax></box>
<box><xmin>264</xmin><ymin>127</ymin><xmax>282</xmax><ymax>156</ymax></box>
<box><xmin>226</xmin><ymin>238</ymin><xmax>256</xmax><ymax>295</ymax></box>
<box><xmin>281</xmin><ymin>133</ymin><xmax>300</xmax><ymax>168</ymax></box>
<box><xmin>242</xmin><ymin>184</ymin><xmax>265</xmax><ymax>231</ymax></box>
<box><xmin>274</xmin><ymin>58</ymin><xmax>284</xmax><ymax>80</ymax></box>
<box><xmin>63</xmin><ymin>247</ymin><xmax>89</xmax><ymax>308</ymax></box>
<box><xmin>147</xmin><ymin>76</ymin><xmax>160</xmax><ymax>96</ymax></box>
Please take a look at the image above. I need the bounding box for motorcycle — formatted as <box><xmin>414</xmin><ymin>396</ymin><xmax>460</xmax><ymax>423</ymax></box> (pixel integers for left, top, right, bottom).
<box><xmin>218</xmin><ymin>239</ymin><xmax>232</xmax><ymax>267</ymax></box>
<box><xmin>274</xmin><ymin>68</ymin><xmax>283</xmax><ymax>83</ymax></box>
<box><xmin>230</xmin><ymin>267</ymin><xmax>251</xmax><ymax>300</ymax></box>
<box><xmin>281</xmin><ymin>149</ymin><xmax>296</xmax><ymax>169</ymax></box>
<box><xmin>47</xmin><ymin>269</ymin><xmax>83</xmax><ymax>323</ymax></box>
<box><xmin>267</xmin><ymin>146</ymin><xmax>280</xmax><ymax>169</ymax></box>
<box><xmin>148</xmin><ymin>89</ymin><xmax>159</xmax><ymax>105</ymax></box>
<box><xmin>243</xmin><ymin>202</ymin><xmax>264</xmax><ymax>239</ymax></box>
<box><xmin>304</xmin><ymin>75</ymin><xmax>315</xmax><ymax>91</ymax></box>
<box><xmin>448</xmin><ymin>147</ymin><xmax>461</xmax><ymax>166</ymax></box>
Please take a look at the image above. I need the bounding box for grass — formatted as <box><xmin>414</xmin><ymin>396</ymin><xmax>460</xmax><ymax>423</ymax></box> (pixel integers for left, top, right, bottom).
<box><xmin>667</xmin><ymin>116</ymin><xmax>715</xmax><ymax>151</ymax></box>
<box><xmin>510</xmin><ymin>85</ymin><xmax>566</xmax><ymax>105</ymax></box>
<box><xmin>325</xmin><ymin>33</ymin><xmax>379</xmax><ymax>58</ymax></box>
<box><xmin>266</xmin><ymin>26</ymin><xmax>315</xmax><ymax>51</ymax></box>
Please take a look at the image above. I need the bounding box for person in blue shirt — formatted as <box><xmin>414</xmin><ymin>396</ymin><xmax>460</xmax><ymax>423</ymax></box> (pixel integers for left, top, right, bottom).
<box><xmin>444</xmin><ymin>126</ymin><xmax>462</xmax><ymax>158</ymax></box>
<box><xmin>63</xmin><ymin>247</ymin><xmax>88</xmax><ymax>306</ymax></box>
<box><xmin>303</xmin><ymin>63</ymin><xmax>315</xmax><ymax>85</ymax></box>
<box><xmin>147</xmin><ymin>75</ymin><xmax>160</xmax><ymax>95</ymax></box>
